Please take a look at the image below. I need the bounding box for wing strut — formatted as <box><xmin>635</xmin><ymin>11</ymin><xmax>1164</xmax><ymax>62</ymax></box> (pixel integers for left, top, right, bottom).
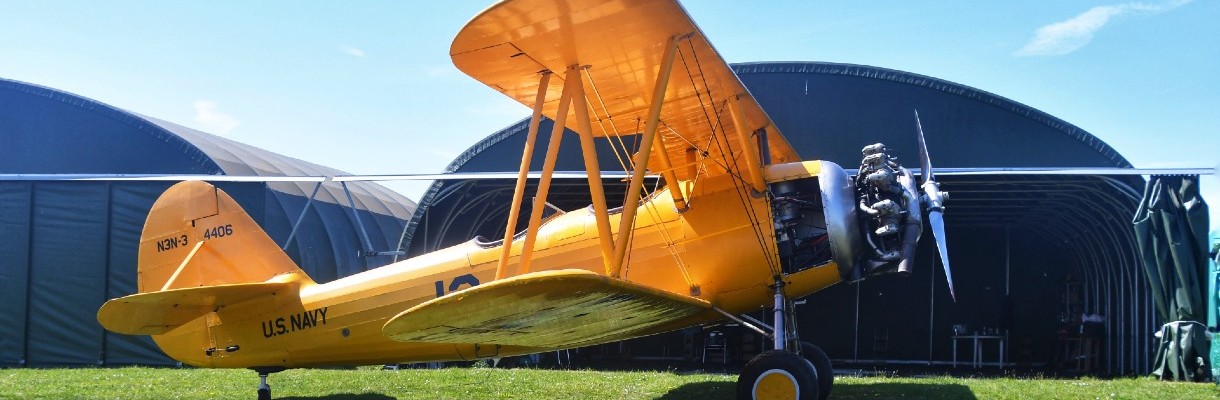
<box><xmin>652</xmin><ymin>127</ymin><xmax>688</xmax><ymax>211</ymax></box>
<box><xmin>496</xmin><ymin>66</ymin><xmax>629</xmax><ymax>279</ymax></box>
<box><xmin>517</xmin><ymin>71</ymin><xmax>576</xmax><ymax>275</ymax></box>
<box><xmin>609</xmin><ymin>34</ymin><xmax>683</xmax><ymax>278</ymax></box>
<box><xmin>496</xmin><ymin>71</ymin><xmax>554</xmax><ymax>280</ymax></box>
<box><xmin>568</xmin><ymin>65</ymin><xmax>617</xmax><ymax>272</ymax></box>
<box><xmin>728</xmin><ymin>95</ymin><xmax>766</xmax><ymax>193</ymax></box>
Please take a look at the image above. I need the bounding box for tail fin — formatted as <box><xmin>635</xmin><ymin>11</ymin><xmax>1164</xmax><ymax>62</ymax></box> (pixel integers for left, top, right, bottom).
<box><xmin>99</xmin><ymin>181</ymin><xmax>311</xmax><ymax>336</ymax></box>
<box><xmin>137</xmin><ymin>180</ymin><xmax>314</xmax><ymax>293</ymax></box>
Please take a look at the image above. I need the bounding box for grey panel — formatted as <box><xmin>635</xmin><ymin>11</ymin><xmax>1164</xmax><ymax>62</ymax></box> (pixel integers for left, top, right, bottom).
<box><xmin>0</xmin><ymin>182</ymin><xmax>32</xmax><ymax>365</ymax></box>
<box><xmin>27</xmin><ymin>183</ymin><xmax>108</xmax><ymax>365</ymax></box>
<box><xmin>314</xmin><ymin>201</ymin><xmax>368</xmax><ymax>279</ymax></box>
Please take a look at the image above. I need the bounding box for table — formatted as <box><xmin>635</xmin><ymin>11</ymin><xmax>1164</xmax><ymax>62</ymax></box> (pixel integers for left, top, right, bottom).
<box><xmin>952</xmin><ymin>334</ymin><xmax>1005</xmax><ymax>368</ymax></box>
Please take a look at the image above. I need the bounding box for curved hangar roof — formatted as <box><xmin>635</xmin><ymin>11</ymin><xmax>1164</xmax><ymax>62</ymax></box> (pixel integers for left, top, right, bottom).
<box><xmin>0</xmin><ymin>78</ymin><xmax>414</xmax><ymax>366</ymax></box>
<box><xmin>404</xmin><ymin>61</ymin><xmax>1139</xmax><ymax>253</ymax></box>
<box><xmin>403</xmin><ymin>62</ymin><xmax>1152</xmax><ymax>374</ymax></box>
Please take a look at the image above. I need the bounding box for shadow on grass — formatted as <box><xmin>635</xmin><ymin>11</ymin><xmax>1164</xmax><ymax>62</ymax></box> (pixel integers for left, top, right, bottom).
<box><xmin>657</xmin><ymin>381</ymin><xmax>735</xmax><ymax>400</ymax></box>
<box><xmin>656</xmin><ymin>381</ymin><xmax>978</xmax><ymax>400</ymax></box>
<box><xmin>280</xmin><ymin>393</ymin><xmax>396</xmax><ymax>400</ymax></box>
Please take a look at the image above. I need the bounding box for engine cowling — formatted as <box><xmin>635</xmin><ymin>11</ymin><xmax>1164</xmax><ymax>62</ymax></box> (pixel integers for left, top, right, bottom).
<box><xmin>766</xmin><ymin>147</ymin><xmax>924</xmax><ymax>282</ymax></box>
<box><xmin>766</xmin><ymin>160</ymin><xmax>861</xmax><ymax>280</ymax></box>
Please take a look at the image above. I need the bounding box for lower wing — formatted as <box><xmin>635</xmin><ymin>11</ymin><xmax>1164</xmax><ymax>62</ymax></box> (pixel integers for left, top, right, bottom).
<box><xmin>382</xmin><ymin>269</ymin><xmax>711</xmax><ymax>348</ymax></box>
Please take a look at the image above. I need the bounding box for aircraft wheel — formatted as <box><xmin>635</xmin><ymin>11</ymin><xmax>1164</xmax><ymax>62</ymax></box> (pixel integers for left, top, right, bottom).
<box><xmin>736</xmin><ymin>350</ymin><xmax>818</xmax><ymax>400</ymax></box>
<box><xmin>799</xmin><ymin>342</ymin><xmax>833</xmax><ymax>400</ymax></box>
<box><xmin>257</xmin><ymin>388</ymin><xmax>271</xmax><ymax>400</ymax></box>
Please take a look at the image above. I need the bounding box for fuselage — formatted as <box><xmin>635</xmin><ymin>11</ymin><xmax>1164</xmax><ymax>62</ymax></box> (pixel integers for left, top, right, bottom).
<box><xmin>153</xmin><ymin>163</ymin><xmax>848</xmax><ymax>368</ymax></box>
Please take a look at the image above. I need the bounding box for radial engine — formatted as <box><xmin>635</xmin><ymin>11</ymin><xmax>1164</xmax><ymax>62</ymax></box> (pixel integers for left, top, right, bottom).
<box><xmin>767</xmin><ymin>143</ymin><xmax>925</xmax><ymax>281</ymax></box>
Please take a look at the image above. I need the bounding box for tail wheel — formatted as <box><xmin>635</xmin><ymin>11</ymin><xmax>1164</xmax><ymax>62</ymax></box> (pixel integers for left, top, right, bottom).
<box><xmin>736</xmin><ymin>350</ymin><xmax>818</xmax><ymax>400</ymax></box>
<box><xmin>799</xmin><ymin>342</ymin><xmax>834</xmax><ymax>400</ymax></box>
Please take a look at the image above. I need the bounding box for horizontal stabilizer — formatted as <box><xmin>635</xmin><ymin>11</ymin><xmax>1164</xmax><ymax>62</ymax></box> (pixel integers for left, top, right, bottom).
<box><xmin>97</xmin><ymin>282</ymin><xmax>287</xmax><ymax>335</ymax></box>
<box><xmin>382</xmin><ymin>269</ymin><xmax>710</xmax><ymax>348</ymax></box>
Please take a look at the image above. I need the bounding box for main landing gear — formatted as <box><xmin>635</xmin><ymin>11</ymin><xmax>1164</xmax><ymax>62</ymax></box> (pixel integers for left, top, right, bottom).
<box><xmin>730</xmin><ymin>283</ymin><xmax>834</xmax><ymax>400</ymax></box>
<box><xmin>253</xmin><ymin>367</ymin><xmax>285</xmax><ymax>400</ymax></box>
<box><xmin>739</xmin><ymin>350</ymin><xmax>818</xmax><ymax>400</ymax></box>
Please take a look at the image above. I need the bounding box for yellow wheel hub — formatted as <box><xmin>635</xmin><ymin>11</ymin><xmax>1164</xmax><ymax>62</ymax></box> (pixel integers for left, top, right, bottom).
<box><xmin>752</xmin><ymin>369</ymin><xmax>799</xmax><ymax>400</ymax></box>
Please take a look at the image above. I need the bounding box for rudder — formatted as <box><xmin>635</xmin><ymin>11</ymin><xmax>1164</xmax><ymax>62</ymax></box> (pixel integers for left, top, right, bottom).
<box><xmin>137</xmin><ymin>180</ymin><xmax>313</xmax><ymax>293</ymax></box>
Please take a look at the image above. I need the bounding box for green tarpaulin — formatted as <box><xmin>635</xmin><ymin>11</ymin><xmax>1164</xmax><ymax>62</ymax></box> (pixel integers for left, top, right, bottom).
<box><xmin>1133</xmin><ymin>176</ymin><xmax>1211</xmax><ymax>381</ymax></box>
<box><xmin>1210</xmin><ymin>232</ymin><xmax>1218</xmax><ymax>383</ymax></box>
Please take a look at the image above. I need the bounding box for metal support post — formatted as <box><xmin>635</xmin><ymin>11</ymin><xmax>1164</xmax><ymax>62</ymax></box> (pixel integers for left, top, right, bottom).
<box><xmin>713</xmin><ymin>307</ymin><xmax>773</xmax><ymax>339</ymax></box>
<box><xmin>282</xmin><ymin>181</ymin><xmax>324</xmax><ymax>251</ymax></box>
<box><xmin>340</xmin><ymin>181</ymin><xmax>375</xmax><ymax>255</ymax></box>
<box><xmin>773</xmin><ymin>283</ymin><xmax>787</xmax><ymax>351</ymax></box>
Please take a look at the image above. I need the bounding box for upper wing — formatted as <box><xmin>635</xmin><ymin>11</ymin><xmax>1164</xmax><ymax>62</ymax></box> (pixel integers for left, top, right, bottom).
<box><xmin>451</xmin><ymin>0</ymin><xmax>799</xmax><ymax>182</ymax></box>
<box><xmin>382</xmin><ymin>269</ymin><xmax>712</xmax><ymax>347</ymax></box>
<box><xmin>97</xmin><ymin>282</ymin><xmax>287</xmax><ymax>335</ymax></box>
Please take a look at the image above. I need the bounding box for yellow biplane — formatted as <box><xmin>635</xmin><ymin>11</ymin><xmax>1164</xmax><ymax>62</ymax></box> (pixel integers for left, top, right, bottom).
<box><xmin>97</xmin><ymin>1</ymin><xmax>957</xmax><ymax>399</ymax></box>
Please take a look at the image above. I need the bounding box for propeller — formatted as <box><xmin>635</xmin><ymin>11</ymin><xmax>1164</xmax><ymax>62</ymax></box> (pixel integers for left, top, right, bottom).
<box><xmin>914</xmin><ymin>110</ymin><xmax>956</xmax><ymax>302</ymax></box>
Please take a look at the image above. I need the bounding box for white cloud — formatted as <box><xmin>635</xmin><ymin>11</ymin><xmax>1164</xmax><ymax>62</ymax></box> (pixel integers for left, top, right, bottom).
<box><xmin>192</xmin><ymin>100</ymin><xmax>241</xmax><ymax>135</ymax></box>
<box><xmin>1015</xmin><ymin>0</ymin><xmax>1192</xmax><ymax>57</ymax></box>
<box><xmin>341</xmin><ymin>45</ymin><xmax>366</xmax><ymax>58</ymax></box>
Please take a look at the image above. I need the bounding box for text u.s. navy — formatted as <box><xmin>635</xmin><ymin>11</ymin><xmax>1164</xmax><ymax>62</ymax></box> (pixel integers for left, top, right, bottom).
<box><xmin>261</xmin><ymin>307</ymin><xmax>328</xmax><ymax>338</ymax></box>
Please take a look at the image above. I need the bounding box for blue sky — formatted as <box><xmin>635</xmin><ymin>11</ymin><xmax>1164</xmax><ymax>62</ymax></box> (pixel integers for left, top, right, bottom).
<box><xmin>1</xmin><ymin>1</ymin><xmax>1216</xmax><ymax>227</ymax></box>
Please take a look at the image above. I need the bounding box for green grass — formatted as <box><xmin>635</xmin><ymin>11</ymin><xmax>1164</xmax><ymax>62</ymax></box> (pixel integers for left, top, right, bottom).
<box><xmin>1</xmin><ymin>367</ymin><xmax>1217</xmax><ymax>400</ymax></box>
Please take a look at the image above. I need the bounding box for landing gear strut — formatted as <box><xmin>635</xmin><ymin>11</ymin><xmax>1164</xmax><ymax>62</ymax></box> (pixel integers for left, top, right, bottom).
<box><xmin>257</xmin><ymin>373</ymin><xmax>271</xmax><ymax>400</ymax></box>
<box><xmin>734</xmin><ymin>282</ymin><xmax>833</xmax><ymax>400</ymax></box>
<box><xmin>253</xmin><ymin>367</ymin><xmax>285</xmax><ymax>400</ymax></box>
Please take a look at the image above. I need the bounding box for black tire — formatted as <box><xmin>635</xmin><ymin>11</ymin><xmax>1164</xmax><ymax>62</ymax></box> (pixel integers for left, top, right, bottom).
<box><xmin>799</xmin><ymin>342</ymin><xmax>834</xmax><ymax>400</ymax></box>
<box><xmin>736</xmin><ymin>350</ymin><xmax>819</xmax><ymax>400</ymax></box>
<box><xmin>257</xmin><ymin>388</ymin><xmax>271</xmax><ymax>400</ymax></box>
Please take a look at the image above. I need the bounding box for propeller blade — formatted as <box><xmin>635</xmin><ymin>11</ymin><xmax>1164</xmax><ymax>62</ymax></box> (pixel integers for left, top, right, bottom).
<box><xmin>914</xmin><ymin>110</ymin><xmax>933</xmax><ymax>185</ymax></box>
<box><xmin>913</xmin><ymin>110</ymin><xmax>954</xmax><ymax>301</ymax></box>
<box><xmin>927</xmin><ymin>208</ymin><xmax>956</xmax><ymax>302</ymax></box>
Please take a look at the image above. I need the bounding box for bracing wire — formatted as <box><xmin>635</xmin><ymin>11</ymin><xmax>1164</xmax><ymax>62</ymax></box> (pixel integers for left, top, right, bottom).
<box><xmin>677</xmin><ymin>35</ymin><xmax>781</xmax><ymax>277</ymax></box>
<box><xmin>660</xmin><ymin>120</ymin><xmax>700</xmax><ymax>151</ymax></box>
<box><xmin>640</xmin><ymin>175</ymin><xmax>697</xmax><ymax>290</ymax></box>
<box><xmin>581</xmin><ymin>66</ymin><xmax>634</xmax><ymax>175</ymax></box>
